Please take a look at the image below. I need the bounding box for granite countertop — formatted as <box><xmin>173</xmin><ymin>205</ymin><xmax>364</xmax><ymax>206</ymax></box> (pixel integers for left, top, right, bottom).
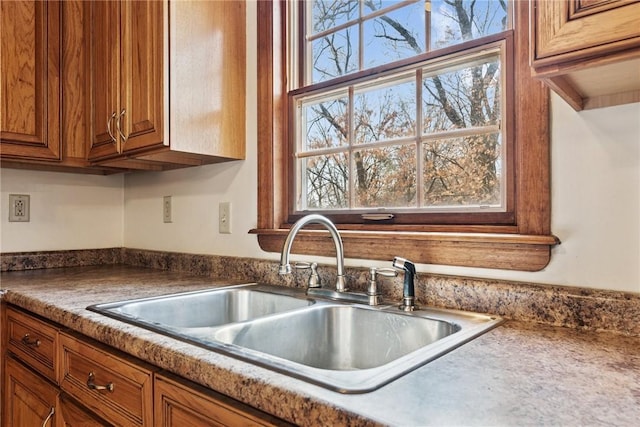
<box><xmin>1</xmin><ymin>265</ymin><xmax>639</xmax><ymax>426</ymax></box>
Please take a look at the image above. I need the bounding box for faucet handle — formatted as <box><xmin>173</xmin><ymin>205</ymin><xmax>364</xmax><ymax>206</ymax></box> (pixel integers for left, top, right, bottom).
<box><xmin>294</xmin><ymin>262</ymin><xmax>321</xmax><ymax>288</ymax></box>
<box><xmin>371</xmin><ymin>267</ymin><xmax>398</xmax><ymax>280</ymax></box>
<box><xmin>367</xmin><ymin>267</ymin><xmax>398</xmax><ymax>305</ymax></box>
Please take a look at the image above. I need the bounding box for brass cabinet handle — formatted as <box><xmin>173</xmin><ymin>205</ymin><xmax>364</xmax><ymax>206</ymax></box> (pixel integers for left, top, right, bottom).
<box><xmin>116</xmin><ymin>108</ymin><xmax>128</xmax><ymax>144</ymax></box>
<box><xmin>41</xmin><ymin>406</ymin><xmax>55</xmax><ymax>427</ymax></box>
<box><xmin>21</xmin><ymin>333</ymin><xmax>41</xmax><ymax>347</ymax></box>
<box><xmin>86</xmin><ymin>372</ymin><xmax>115</xmax><ymax>392</ymax></box>
<box><xmin>106</xmin><ymin>111</ymin><xmax>117</xmax><ymax>143</ymax></box>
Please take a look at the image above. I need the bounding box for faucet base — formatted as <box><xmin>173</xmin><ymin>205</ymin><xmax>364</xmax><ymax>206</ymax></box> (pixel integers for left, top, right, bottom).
<box><xmin>307</xmin><ymin>288</ymin><xmax>376</xmax><ymax>305</ymax></box>
<box><xmin>399</xmin><ymin>296</ymin><xmax>417</xmax><ymax>311</ymax></box>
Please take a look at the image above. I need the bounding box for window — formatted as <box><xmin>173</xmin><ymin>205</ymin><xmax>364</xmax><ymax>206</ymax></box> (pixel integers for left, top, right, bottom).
<box><xmin>293</xmin><ymin>1</ymin><xmax>510</xmax><ymax>222</ymax></box>
<box><xmin>254</xmin><ymin>0</ymin><xmax>559</xmax><ymax>272</ymax></box>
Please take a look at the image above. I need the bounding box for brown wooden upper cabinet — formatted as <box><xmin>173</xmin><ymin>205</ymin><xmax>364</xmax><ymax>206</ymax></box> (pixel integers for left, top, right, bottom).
<box><xmin>1</xmin><ymin>1</ymin><xmax>61</xmax><ymax>161</ymax></box>
<box><xmin>1</xmin><ymin>1</ymin><xmax>113</xmax><ymax>173</ymax></box>
<box><xmin>88</xmin><ymin>0</ymin><xmax>246</xmax><ymax>171</ymax></box>
<box><xmin>531</xmin><ymin>0</ymin><xmax>640</xmax><ymax>110</ymax></box>
<box><xmin>88</xmin><ymin>1</ymin><xmax>163</xmax><ymax>162</ymax></box>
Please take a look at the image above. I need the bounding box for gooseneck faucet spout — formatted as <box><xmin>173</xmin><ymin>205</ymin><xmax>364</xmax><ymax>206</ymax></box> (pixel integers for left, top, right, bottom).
<box><xmin>279</xmin><ymin>214</ymin><xmax>347</xmax><ymax>292</ymax></box>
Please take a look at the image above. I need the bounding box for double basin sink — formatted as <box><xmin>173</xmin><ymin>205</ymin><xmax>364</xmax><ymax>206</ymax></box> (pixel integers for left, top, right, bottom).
<box><xmin>88</xmin><ymin>283</ymin><xmax>502</xmax><ymax>393</ymax></box>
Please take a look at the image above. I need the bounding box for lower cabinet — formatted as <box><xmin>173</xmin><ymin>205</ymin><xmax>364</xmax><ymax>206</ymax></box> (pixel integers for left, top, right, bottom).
<box><xmin>3</xmin><ymin>356</ymin><xmax>57</xmax><ymax>427</ymax></box>
<box><xmin>2</xmin><ymin>305</ymin><xmax>289</xmax><ymax>426</ymax></box>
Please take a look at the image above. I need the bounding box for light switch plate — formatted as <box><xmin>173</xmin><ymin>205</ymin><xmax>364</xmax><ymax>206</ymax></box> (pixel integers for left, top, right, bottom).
<box><xmin>219</xmin><ymin>202</ymin><xmax>231</xmax><ymax>234</ymax></box>
<box><xmin>163</xmin><ymin>196</ymin><xmax>172</xmax><ymax>223</ymax></box>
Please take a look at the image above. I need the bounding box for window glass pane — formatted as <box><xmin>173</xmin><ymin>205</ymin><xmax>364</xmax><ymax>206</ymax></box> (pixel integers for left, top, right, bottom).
<box><xmin>363</xmin><ymin>3</ymin><xmax>425</xmax><ymax>68</ymax></box>
<box><xmin>354</xmin><ymin>145</ymin><xmax>417</xmax><ymax>208</ymax></box>
<box><xmin>430</xmin><ymin>0</ymin><xmax>508</xmax><ymax>50</ymax></box>
<box><xmin>354</xmin><ymin>80</ymin><xmax>417</xmax><ymax>144</ymax></box>
<box><xmin>302</xmin><ymin>154</ymin><xmax>350</xmax><ymax>209</ymax></box>
<box><xmin>361</xmin><ymin>0</ymin><xmax>399</xmax><ymax>17</ymax></box>
<box><xmin>423</xmin><ymin>132</ymin><xmax>502</xmax><ymax>207</ymax></box>
<box><xmin>302</xmin><ymin>94</ymin><xmax>349</xmax><ymax>150</ymax></box>
<box><xmin>422</xmin><ymin>55</ymin><xmax>500</xmax><ymax>133</ymax></box>
<box><xmin>311</xmin><ymin>26</ymin><xmax>359</xmax><ymax>83</ymax></box>
<box><xmin>310</xmin><ymin>1</ymin><xmax>359</xmax><ymax>34</ymax></box>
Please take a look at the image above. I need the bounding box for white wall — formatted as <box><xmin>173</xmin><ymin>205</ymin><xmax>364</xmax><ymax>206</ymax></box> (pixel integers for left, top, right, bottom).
<box><xmin>0</xmin><ymin>169</ymin><xmax>124</xmax><ymax>252</ymax></box>
<box><xmin>545</xmin><ymin>96</ymin><xmax>640</xmax><ymax>292</ymax></box>
<box><xmin>2</xmin><ymin>1</ymin><xmax>639</xmax><ymax>293</ymax></box>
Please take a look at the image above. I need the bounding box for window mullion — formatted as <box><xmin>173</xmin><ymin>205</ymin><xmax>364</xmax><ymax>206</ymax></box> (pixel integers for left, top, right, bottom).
<box><xmin>358</xmin><ymin>1</ymin><xmax>364</xmax><ymax>73</ymax></box>
<box><xmin>425</xmin><ymin>0</ymin><xmax>432</xmax><ymax>52</ymax></box>
<box><xmin>348</xmin><ymin>86</ymin><xmax>355</xmax><ymax>209</ymax></box>
<box><xmin>298</xmin><ymin>100</ymin><xmax>307</xmax><ymax>210</ymax></box>
<box><xmin>416</xmin><ymin>68</ymin><xmax>424</xmax><ymax>208</ymax></box>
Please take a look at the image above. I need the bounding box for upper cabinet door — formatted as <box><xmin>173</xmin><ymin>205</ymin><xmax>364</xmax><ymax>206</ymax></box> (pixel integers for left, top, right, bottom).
<box><xmin>533</xmin><ymin>0</ymin><xmax>640</xmax><ymax>63</ymax></box>
<box><xmin>0</xmin><ymin>1</ymin><xmax>61</xmax><ymax>160</ymax></box>
<box><xmin>88</xmin><ymin>0</ymin><xmax>163</xmax><ymax>161</ymax></box>
<box><xmin>119</xmin><ymin>0</ymin><xmax>164</xmax><ymax>154</ymax></box>
<box><xmin>88</xmin><ymin>0</ymin><xmax>120</xmax><ymax>160</ymax></box>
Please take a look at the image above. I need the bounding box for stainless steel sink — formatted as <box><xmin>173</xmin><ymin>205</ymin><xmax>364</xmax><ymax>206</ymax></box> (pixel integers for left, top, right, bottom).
<box><xmin>88</xmin><ymin>284</ymin><xmax>502</xmax><ymax>393</ymax></box>
<box><xmin>87</xmin><ymin>283</ymin><xmax>315</xmax><ymax>330</ymax></box>
<box><xmin>212</xmin><ymin>305</ymin><xmax>459</xmax><ymax>370</ymax></box>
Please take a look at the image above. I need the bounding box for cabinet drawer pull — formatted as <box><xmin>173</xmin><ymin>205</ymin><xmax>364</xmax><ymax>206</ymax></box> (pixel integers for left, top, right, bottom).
<box><xmin>86</xmin><ymin>372</ymin><xmax>115</xmax><ymax>392</ymax></box>
<box><xmin>41</xmin><ymin>406</ymin><xmax>55</xmax><ymax>427</ymax></box>
<box><xmin>21</xmin><ymin>333</ymin><xmax>41</xmax><ymax>347</ymax></box>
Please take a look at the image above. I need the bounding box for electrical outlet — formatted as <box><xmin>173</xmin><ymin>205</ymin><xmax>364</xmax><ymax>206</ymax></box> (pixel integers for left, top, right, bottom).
<box><xmin>219</xmin><ymin>202</ymin><xmax>231</xmax><ymax>234</ymax></box>
<box><xmin>9</xmin><ymin>194</ymin><xmax>30</xmax><ymax>222</ymax></box>
<box><xmin>163</xmin><ymin>196</ymin><xmax>172</xmax><ymax>223</ymax></box>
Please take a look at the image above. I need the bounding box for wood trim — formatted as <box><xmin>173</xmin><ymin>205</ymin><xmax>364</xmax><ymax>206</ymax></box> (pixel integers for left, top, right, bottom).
<box><xmin>255</xmin><ymin>230</ymin><xmax>558</xmax><ymax>272</ymax></box>
<box><xmin>257</xmin><ymin>0</ymin><xmax>287</xmax><ymax>230</ymax></box>
<box><xmin>255</xmin><ymin>0</ymin><xmax>557</xmax><ymax>272</ymax></box>
<box><xmin>514</xmin><ymin>0</ymin><xmax>551</xmax><ymax>236</ymax></box>
<box><xmin>253</xmin><ymin>228</ymin><xmax>559</xmax><ymax>245</ymax></box>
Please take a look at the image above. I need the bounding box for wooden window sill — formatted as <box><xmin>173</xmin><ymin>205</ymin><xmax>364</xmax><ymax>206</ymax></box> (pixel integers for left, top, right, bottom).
<box><xmin>251</xmin><ymin>228</ymin><xmax>559</xmax><ymax>272</ymax></box>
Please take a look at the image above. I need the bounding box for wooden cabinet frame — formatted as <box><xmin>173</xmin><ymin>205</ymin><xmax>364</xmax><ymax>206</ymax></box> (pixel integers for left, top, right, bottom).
<box><xmin>531</xmin><ymin>0</ymin><xmax>640</xmax><ymax>110</ymax></box>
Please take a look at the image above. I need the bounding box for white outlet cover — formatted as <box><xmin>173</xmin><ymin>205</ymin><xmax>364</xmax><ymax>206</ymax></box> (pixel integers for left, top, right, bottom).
<box><xmin>9</xmin><ymin>194</ymin><xmax>30</xmax><ymax>222</ymax></box>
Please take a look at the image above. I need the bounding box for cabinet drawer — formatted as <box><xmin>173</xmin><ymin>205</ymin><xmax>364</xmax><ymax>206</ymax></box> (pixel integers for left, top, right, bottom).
<box><xmin>59</xmin><ymin>332</ymin><xmax>155</xmax><ymax>426</ymax></box>
<box><xmin>5</xmin><ymin>306</ymin><xmax>59</xmax><ymax>383</ymax></box>
<box><xmin>154</xmin><ymin>372</ymin><xmax>291</xmax><ymax>427</ymax></box>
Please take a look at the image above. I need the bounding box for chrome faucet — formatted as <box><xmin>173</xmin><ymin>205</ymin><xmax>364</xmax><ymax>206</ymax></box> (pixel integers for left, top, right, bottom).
<box><xmin>279</xmin><ymin>214</ymin><xmax>347</xmax><ymax>292</ymax></box>
<box><xmin>393</xmin><ymin>256</ymin><xmax>417</xmax><ymax>311</ymax></box>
